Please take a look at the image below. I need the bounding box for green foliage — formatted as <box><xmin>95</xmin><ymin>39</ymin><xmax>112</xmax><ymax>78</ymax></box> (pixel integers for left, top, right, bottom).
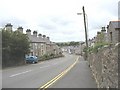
<box><xmin>56</xmin><ymin>43</ymin><xmax>69</xmax><ymax>47</ymax></box>
<box><xmin>41</xmin><ymin>53</ymin><xmax>64</xmax><ymax>61</ymax></box>
<box><xmin>83</xmin><ymin>46</ymin><xmax>88</xmax><ymax>52</ymax></box>
<box><xmin>98</xmin><ymin>33</ymin><xmax>104</xmax><ymax>43</ymax></box>
<box><xmin>41</xmin><ymin>54</ymin><xmax>53</xmax><ymax>60</ymax></box>
<box><xmin>2</xmin><ymin>30</ymin><xmax>30</xmax><ymax>56</ymax></box>
<box><xmin>41</xmin><ymin>54</ymin><xmax>49</xmax><ymax>60</ymax></box>
<box><xmin>50</xmin><ymin>53</ymin><xmax>55</xmax><ymax>58</ymax></box>
<box><xmin>69</xmin><ymin>41</ymin><xmax>79</xmax><ymax>46</ymax></box>
<box><xmin>88</xmin><ymin>42</ymin><xmax>109</xmax><ymax>53</ymax></box>
<box><xmin>87</xmin><ymin>32</ymin><xmax>110</xmax><ymax>54</ymax></box>
<box><xmin>2</xmin><ymin>29</ymin><xmax>30</xmax><ymax>67</ymax></box>
<box><xmin>56</xmin><ymin>41</ymin><xmax>79</xmax><ymax>47</ymax></box>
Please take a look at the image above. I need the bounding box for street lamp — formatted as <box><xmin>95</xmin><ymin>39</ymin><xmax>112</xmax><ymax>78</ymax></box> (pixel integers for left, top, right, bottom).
<box><xmin>77</xmin><ymin>6</ymin><xmax>88</xmax><ymax>60</ymax></box>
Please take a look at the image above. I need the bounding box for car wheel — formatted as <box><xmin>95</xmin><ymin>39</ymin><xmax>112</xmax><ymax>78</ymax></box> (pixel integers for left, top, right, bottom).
<box><xmin>32</xmin><ymin>61</ymin><xmax>35</xmax><ymax>64</ymax></box>
<box><xmin>35</xmin><ymin>61</ymin><xmax>38</xmax><ymax>63</ymax></box>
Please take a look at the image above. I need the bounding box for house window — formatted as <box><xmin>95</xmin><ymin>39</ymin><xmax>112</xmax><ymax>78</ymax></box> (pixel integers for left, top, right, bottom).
<box><xmin>41</xmin><ymin>44</ymin><xmax>43</xmax><ymax>48</ymax></box>
<box><xmin>34</xmin><ymin>43</ymin><xmax>37</xmax><ymax>49</ymax></box>
<box><xmin>42</xmin><ymin>50</ymin><xmax>44</xmax><ymax>55</ymax></box>
<box><xmin>110</xmin><ymin>32</ymin><xmax>112</xmax><ymax>43</ymax></box>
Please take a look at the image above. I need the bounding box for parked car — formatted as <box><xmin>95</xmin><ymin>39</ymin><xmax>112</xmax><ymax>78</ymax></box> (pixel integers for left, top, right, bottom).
<box><xmin>25</xmin><ymin>55</ymin><xmax>39</xmax><ymax>64</ymax></box>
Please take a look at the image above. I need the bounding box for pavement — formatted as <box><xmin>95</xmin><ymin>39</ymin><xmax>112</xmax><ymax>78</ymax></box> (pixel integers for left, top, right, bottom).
<box><xmin>50</xmin><ymin>56</ymin><xmax>97</xmax><ymax>88</ymax></box>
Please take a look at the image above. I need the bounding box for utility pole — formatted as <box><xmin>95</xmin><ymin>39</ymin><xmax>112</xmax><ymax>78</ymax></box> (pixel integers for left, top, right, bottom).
<box><xmin>82</xmin><ymin>6</ymin><xmax>88</xmax><ymax>60</ymax></box>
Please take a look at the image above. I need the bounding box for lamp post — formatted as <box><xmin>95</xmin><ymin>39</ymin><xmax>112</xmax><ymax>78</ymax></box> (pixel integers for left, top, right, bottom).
<box><xmin>77</xmin><ymin>6</ymin><xmax>88</xmax><ymax>60</ymax></box>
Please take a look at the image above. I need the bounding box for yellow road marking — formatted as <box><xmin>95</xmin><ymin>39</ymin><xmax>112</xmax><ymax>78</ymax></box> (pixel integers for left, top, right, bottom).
<box><xmin>38</xmin><ymin>56</ymin><xmax>79</xmax><ymax>90</ymax></box>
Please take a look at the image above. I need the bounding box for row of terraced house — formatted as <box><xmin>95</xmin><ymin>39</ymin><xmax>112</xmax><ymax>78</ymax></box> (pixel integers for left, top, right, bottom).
<box><xmin>4</xmin><ymin>23</ymin><xmax>62</xmax><ymax>57</ymax></box>
<box><xmin>62</xmin><ymin>21</ymin><xmax>120</xmax><ymax>55</ymax></box>
<box><xmin>88</xmin><ymin>20</ymin><xmax>120</xmax><ymax>47</ymax></box>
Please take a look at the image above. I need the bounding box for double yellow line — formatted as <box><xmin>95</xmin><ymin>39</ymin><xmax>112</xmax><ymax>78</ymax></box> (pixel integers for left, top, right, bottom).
<box><xmin>38</xmin><ymin>56</ymin><xmax>79</xmax><ymax>90</ymax></box>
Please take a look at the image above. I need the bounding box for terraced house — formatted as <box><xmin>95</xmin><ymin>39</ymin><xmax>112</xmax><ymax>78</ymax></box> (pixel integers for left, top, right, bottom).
<box><xmin>5</xmin><ymin>23</ymin><xmax>62</xmax><ymax>57</ymax></box>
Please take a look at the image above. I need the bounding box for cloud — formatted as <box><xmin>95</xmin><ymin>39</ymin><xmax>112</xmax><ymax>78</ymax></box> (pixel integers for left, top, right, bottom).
<box><xmin>0</xmin><ymin>0</ymin><xmax>119</xmax><ymax>42</ymax></box>
<box><xmin>38</xmin><ymin>16</ymin><xmax>73</xmax><ymax>30</ymax></box>
<box><xmin>0</xmin><ymin>16</ymin><xmax>27</xmax><ymax>29</ymax></box>
<box><xmin>39</xmin><ymin>23</ymin><xmax>56</xmax><ymax>30</ymax></box>
<box><xmin>118</xmin><ymin>1</ymin><xmax>120</xmax><ymax>20</ymax></box>
<box><xmin>50</xmin><ymin>17</ymin><xmax>73</xmax><ymax>26</ymax></box>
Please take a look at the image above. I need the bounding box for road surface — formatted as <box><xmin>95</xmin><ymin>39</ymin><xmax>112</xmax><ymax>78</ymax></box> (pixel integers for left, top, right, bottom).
<box><xmin>2</xmin><ymin>53</ymin><xmax>97</xmax><ymax>89</ymax></box>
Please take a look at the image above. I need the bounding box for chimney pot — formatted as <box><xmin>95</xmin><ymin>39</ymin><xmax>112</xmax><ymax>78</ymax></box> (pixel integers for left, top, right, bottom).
<box><xmin>97</xmin><ymin>31</ymin><xmax>101</xmax><ymax>35</ymax></box>
<box><xmin>38</xmin><ymin>33</ymin><xmax>42</xmax><ymax>36</ymax></box>
<box><xmin>107</xmin><ymin>25</ymin><xmax>109</xmax><ymax>29</ymax></box>
<box><xmin>26</xmin><ymin>29</ymin><xmax>31</xmax><ymax>32</ymax></box>
<box><xmin>43</xmin><ymin>35</ymin><xmax>46</xmax><ymax>38</ymax></box>
<box><xmin>33</xmin><ymin>31</ymin><xmax>37</xmax><ymax>37</ymax></box>
<box><xmin>101</xmin><ymin>27</ymin><xmax>106</xmax><ymax>33</ymax></box>
<box><xmin>47</xmin><ymin>37</ymin><xmax>50</xmax><ymax>40</ymax></box>
<box><xmin>5</xmin><ymin>23</ymin><xmax>13</xmax><ymax>27</ymax></box>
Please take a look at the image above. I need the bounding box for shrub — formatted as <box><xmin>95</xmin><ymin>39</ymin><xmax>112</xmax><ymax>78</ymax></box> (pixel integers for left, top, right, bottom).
<box><xmin>88</xmin><ymin>42</ymin><xmax>110</xmax><ymax>53</ymax></box>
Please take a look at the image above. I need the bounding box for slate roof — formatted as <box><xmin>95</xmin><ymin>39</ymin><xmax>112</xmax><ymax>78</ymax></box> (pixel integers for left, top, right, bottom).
<box><xmin>44</xmin><ymin>39</ymin><xmax>51</xmax><ymax>44</ymax></box>
<box><xmin>28</xmin><ymin>35</ymin><xmax>46</xmax><ymax>43</ymax></box>
<box><xmin>109</xmin><ymin>21</ymin><xmax>120</xmax><ymax>29</ymax></box>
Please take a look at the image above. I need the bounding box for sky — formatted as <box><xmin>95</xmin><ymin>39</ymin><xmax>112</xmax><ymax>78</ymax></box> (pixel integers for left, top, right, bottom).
<box><xmin>0</xmin><ymin>0</ymin><xmax>119</xmax><ymax>42</ymax></box>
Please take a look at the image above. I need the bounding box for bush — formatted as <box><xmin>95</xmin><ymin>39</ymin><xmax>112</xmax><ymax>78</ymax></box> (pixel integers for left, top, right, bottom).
<box><xmin>88</xmin><ymin>42</ymin><xmax>110</xmax><ymax>53</ymax></box>
<box><xmin>50</xmin><ymin>53</ymin><xmax>55</xmax><ymax>58</ymax></box>
<box><xmin>40</xmin><ymin>53</ymin><xmax>64</xmax><ymax>61</ymax></box>
<box><xmin>2</xmin><ymin>29</ymin><xmax>30</xmax><ymax>68</ymax></box>
<box><xmin>41</xmin><ymin>54</ymin><xmax>49</xmax><ymax>60</ymax></box>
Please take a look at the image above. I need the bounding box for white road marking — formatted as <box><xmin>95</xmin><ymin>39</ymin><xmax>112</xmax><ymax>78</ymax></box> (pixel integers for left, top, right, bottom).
<box><xmin>9</xmin><ymin>70</ymin><xmax>32</xmax><ymax>77</ymax></box>
<box><xmin>39</xmin><ymin>61</ymin><xmax>66</xmax><ymax>69</ymax></box>
<box><xmin>39</xmin><ymin>65</ymin><xmax>50</xmax><ymax>68</ymax></box>
<box><xmin>9</xmin><ymin>59</ymin><xmax>68</xmax><ymax>77</ymax></box>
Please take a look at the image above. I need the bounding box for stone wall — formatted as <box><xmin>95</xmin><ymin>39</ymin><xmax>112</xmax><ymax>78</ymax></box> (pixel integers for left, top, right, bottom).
<box><xmin>88</xmin><ymin>44</ymin><xmax>118</xmax><ymax>88</ymax></box>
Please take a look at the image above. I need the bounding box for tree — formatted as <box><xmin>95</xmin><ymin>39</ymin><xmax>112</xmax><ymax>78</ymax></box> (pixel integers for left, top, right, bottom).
<box><xmin>69</xmin><ymin>41</ymin><xmax>79</xmax><ymax>46</ymax></box>
<box><xmin>56</xmin><ymin>42</ymin><xmax>80</xmax><ymax>47</ymax></box>
<box><xmin>2</xmin><ymin>29</ymin><xmax>30</xmax><ymax>67</ymax></box>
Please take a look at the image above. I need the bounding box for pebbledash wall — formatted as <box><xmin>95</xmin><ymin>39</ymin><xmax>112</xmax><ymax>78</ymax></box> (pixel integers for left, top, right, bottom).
<box><xmin>88</xmin><ymin>44</ymin><xmax>118</xmax><ymax>88</ymax></box>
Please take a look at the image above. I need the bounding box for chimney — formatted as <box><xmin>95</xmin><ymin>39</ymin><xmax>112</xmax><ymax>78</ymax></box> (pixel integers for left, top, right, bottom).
<box><xmin>43</xmin><ymin>35</ymin><xmax>46</xmax><ymax>38</ymax></box>
<box><xmin>97</xmin><ymin>31</ymin><xmax>101</xmax><ymax>35</ymax></box>
<box><xmin>33</xmin><ymin>31</ymin><xmax>37</xmax><ymax>37</ymax></box>
<box><xmin>101</xmin><ymin>27</ymin><xmax>106</xmax><ymax>33</ymax></box>
<box><xmin>42</xmin><ymin>35</ymin><xmax>46</xmax><ymax>40</ymax></box>
<box><xmin>26</xmin><ymin>29</ymin><xmax>31</xmax><ymax>35</ymax></box>
<box><xmin>107</xmin><ymin>25</ymin><xmax>109</xmax><ymax>29</ymax></box>
<box><xmin>38</xmin><ymin>33</ymin><xmax>42</xmax><ymax>37</ymax></box>
<box><xmin>17</xmin><ymin>26</ymin><xmax>23</xmax><ymax>33</ymax></box>
<box><xmin>47</xmin><ymin>36</ymin><xmax>50</xmax><ymax>40</ymax></box>
<box><xmin>5</xmin><ymin>23</ymin><xmax>13</xmax><ymax>31</ymax></box>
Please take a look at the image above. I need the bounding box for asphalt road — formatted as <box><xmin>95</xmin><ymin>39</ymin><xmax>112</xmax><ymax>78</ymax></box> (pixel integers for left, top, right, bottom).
<box><xmin>2</xmin><ymin>53</ymin><xmax>77</xmax><ymax>88</ymax></box>
<box><xmin>2</xmin><ymin>53</ymin><xmax>97</xmax><ymax>89</ymax></box>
